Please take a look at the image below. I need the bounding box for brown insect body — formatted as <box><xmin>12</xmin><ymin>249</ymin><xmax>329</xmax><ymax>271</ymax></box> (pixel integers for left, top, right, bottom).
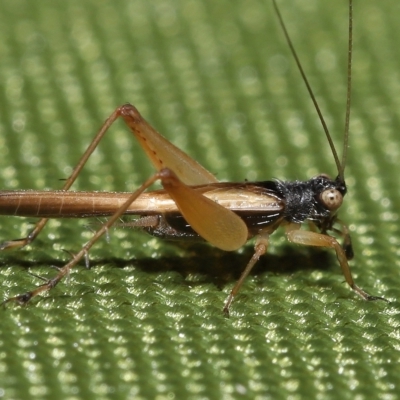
<box><xmin>0</xmin><ymin>182</ymin><xmax>284</xmax><ymax>218</ymax></box>
<box><xmin>0</xmin><ymin>175</ymin><xmax>343</xmax><ymax>239</ymax></box>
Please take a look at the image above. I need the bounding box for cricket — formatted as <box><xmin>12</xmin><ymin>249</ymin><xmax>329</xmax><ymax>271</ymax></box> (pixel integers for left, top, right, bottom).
<box><xmin>0</xmin><ymin>0</ymin><xmax>385</xmax><ymax>313</ymax></box>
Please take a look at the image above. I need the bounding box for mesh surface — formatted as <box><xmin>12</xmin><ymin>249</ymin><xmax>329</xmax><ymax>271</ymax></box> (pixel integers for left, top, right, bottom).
<box><xmin>0</xmin><ymin>0</ymin><xmax>400</xmax><ymax>399</ymax></box>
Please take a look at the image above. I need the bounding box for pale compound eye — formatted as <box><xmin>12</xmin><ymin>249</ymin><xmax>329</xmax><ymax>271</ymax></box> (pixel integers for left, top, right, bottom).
<box><xmin>320</xmin><ymin>189</ymin><xmax>343</xmax><ymax>211</ymax></box>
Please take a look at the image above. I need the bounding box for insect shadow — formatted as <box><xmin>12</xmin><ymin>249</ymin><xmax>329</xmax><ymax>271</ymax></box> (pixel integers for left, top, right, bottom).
<box><xmin>0</xmin><ymin>241</ymin><xmax>333</xmax><ymax>291</ymax></box>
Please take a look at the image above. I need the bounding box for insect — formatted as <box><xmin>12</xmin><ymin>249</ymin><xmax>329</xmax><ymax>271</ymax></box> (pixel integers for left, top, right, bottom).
<box><xmin>1</xmin><ymin>0</ymin><xmax>385</xmax><ymax>313</ymax></box>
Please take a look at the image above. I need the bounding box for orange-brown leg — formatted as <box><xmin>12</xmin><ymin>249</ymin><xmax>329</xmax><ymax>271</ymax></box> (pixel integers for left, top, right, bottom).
<box><xmin>2</xmin><ymin>172</ymin><xmax>162</xmax><ymax>306</ymax></box>
<box><xmin>0</xmin><ymin>107</ymin><xmax>124</xmax><ymax>251</ymax></box>
<box><xmin>286</xmin><ymin>227</ymin><xmax>385</xmax><ymax>301</ymax></box>
<box><xmin>333</xmin><ymin>218</ymin><xmax>354</xmax><ymax>260</ymax></box>
<box><xmin>223</xmin><ymin>235</ymin><xmax>270</xmax><ymax>316</ymax></box>
<box><xmin>3</xmin><ymin>168</ymin><xmax>248</xmax><ymax>306</ymax></box>
<box><xmin>0</xmin><ymin>104</ymin><xmax>217</xmax><ymax>251</ymax></box>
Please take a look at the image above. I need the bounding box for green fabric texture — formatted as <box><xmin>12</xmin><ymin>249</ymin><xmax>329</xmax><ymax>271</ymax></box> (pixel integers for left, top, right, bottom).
<box><xmin>0</xmin><ymin>0</ymin><xmax>400</xmax><ymax>399</ymax></box>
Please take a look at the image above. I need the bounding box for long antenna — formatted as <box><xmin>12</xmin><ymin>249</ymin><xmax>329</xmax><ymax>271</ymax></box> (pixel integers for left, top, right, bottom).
<box><xmin>271</xmin><ymin>0</ymin><xmax>349</xmax><ymax>178</ymax></box>
<box><xmin>340</xmin><ymin>0</ymin><xmax>353</xmax><ymax>182</ymax></box>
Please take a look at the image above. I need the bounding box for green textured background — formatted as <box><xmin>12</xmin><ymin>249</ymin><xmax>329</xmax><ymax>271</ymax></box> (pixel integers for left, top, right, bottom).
<box><xmin>0</xmin><ymin>0</ymin><xmax>400</xmax><ymax>399</ymax></box>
